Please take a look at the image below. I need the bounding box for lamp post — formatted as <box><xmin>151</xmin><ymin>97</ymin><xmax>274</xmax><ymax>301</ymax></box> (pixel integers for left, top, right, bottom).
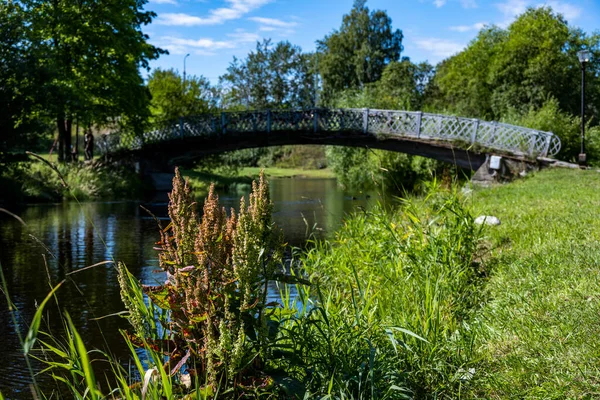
<box><xmin>183</xmin><ymin>53</ymin><xmax>190</xmax><ymax>87</ymax></box>
<box><xmin>577</xmin><ymin>49</ymin><xmax>591</xmax><ymax>165</ymax></box>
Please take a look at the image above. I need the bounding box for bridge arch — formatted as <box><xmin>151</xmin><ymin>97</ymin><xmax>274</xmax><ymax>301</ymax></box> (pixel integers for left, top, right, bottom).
<box><xmin>99</xmin><ymin>108</ymin><xmax>561</xmax><ymax>170</ymax></box>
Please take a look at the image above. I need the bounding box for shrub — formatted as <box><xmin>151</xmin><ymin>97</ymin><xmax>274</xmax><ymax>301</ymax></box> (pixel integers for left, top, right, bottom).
<box><xmin>502</xmin><ymin>98</ymin><xmax>600</xmax><ymax>164</ymax></box>
<box><xmin>2</xmin><ymin>160</ymin><xmax>145</xmax><ymax>202</ymax></box>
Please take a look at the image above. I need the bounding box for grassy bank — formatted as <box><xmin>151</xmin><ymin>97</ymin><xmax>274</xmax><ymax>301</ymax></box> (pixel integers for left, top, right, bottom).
<box><xmin>0</xmin><ymin>160</ymin><xmax>146</xmax><ymax>203</ymax></box>
<box><xmin>297</xmin><ymin>185</ymin><xmax>484</xmax><ymax>397</ymax></box>
<box><xmin>467</xmin><ymin>168</ymin><xmax>600</xmax><ymax>398</ymax></box>
<box><xmin>180</xmin><ymin>166</ymin><xmax>335</xmax><ymax>195</ymax></box>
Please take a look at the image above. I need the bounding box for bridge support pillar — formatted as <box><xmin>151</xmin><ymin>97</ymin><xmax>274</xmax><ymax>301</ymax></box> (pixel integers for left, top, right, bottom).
<box><xmin>472</xmin><ymin>155</ymin><xmax>538</xmax><ymax>186</ymax></box>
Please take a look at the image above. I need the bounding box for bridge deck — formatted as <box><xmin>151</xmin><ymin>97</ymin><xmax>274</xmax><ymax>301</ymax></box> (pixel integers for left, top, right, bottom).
<box><xmin>98</xmin><ymin>108</ymin><xmax>561</xmax><ymax>166</ymax></box>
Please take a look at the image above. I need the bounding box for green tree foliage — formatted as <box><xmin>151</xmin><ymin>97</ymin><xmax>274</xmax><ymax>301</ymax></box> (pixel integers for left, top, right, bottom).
<box><xmin>0</xmin><ymin>2</ymin><xmax>49</xmax><ymax>157</ymax></box>
<box><xmin>429</xmin><ymin>26</ymin><xmax>506</xmax><ymax>119</ymax></box>
<box><xmin>220</xmin><ymin>39</ymin><xmax>315</xmax><ymax>109</ymax></box>
<box><xmin>432</xmin><ymin>7</ymin><xmax>600</xmax><ymax>122</ymax></box>
<box><xmin>502</xmin><ymin>98</ymin><xmax>600</xmax><ymax>164</ymax></box>
<box><xmin>148</xmin><ymin>68</ymin><xmax>215</xmax><ymax>126</ymax></box>
<box><xmin>317</xmin><ymin>0</ymin><xmax>403</xmax><ymax>101</ymax></box>
<box><xmin>333</xmin><ymin>59</ymin><xmax>434</xmax><ymax>111</ymax></box>
<box><xmin>22</xmin><ymin>0</ymin><xmax>164</xmax><ymax>161</ymax></box>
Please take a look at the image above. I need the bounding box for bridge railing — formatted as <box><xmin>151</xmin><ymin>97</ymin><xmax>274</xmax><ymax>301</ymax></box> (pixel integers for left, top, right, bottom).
<box><xmin>99</xmin><ymin>108</ymin><xmax>561</xmax><ymax>158</ymax></box>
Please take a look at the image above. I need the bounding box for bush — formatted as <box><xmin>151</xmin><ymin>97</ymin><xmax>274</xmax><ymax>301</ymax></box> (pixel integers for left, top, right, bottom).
<box><xmin>326</xmin><ymin>146</ymin><xmax>442</xmax><ymax>192</ymax></box>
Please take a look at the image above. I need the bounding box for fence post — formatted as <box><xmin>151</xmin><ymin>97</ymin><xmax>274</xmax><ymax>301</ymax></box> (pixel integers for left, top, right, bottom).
<box><xmin>179</xmin><ymin>117</ymin><xmax>184</xmax><ymax>138</ymax></box>
<box><xmin>221</xmin><ymin>112</ymin><xmax>227</xmax><ymax>135</ymax></box>
<box><xmin>528</xmin><ymin>133</ymin><xmax>537</xmax><ymax>156</ymax></box>
<box><xmin>363</xmin><ymin>108</ymin><xmax>369</xmax><ymax>134</ymax></box>
<box><xmin>491</xmin><ymin>121</ymin><xmax>498</xmax><ymax>143</ymax></box>
<box><xmin>267</xmin><ymin>110</ymin><xmax>272</xmax><ymax>133</ymax></box>
<box><xmin>416</xmin><ymin>112</ymin><xmax>423</xmax><ymax>138</ymax></box>
<box><xmin>313</xmin><ymin>109</ymin><xmax>318</xmax><ymax>133</ymax></box>
<box><xmin>471</xmin><ymin>119</ymin><xmax>479</xmax><ymax>144</ymax></box>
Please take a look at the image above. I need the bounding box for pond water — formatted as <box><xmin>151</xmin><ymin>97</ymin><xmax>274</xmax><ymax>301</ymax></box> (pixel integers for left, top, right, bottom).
<box><xmin>0</xmin><ymin>177</ymin><xmax>386</xmax><ymax>398</ymax></box>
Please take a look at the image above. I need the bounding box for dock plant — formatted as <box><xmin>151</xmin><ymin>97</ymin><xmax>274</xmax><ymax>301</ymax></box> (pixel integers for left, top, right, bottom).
<box><xmin>119</xmin><ymin>168</ymin><xmax>299</xmax><ymax>397</ymax></box>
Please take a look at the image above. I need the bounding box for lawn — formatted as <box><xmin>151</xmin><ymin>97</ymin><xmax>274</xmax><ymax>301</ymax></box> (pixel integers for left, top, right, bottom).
<box><xmin>468</xmin><ymin>168</ymin><xmax>600</xmax><ymax>398</ymax></box>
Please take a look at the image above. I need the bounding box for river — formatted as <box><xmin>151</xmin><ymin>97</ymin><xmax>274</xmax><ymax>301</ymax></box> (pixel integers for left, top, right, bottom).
<box><xmin>0</xmin><ymin>176</ymin><xmax>385</xmax><ymax>398</ymax></box>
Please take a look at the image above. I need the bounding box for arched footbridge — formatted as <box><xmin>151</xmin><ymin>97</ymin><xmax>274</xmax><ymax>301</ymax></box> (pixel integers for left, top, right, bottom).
<box><xmin>99</xmin><ymin>108</ymin><xmax>561</xmax><ymax>170</ymax></box>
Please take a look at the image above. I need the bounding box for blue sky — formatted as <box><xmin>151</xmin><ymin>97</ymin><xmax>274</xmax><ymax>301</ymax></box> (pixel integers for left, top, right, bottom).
<box><xmin>143</xmin><ymin>0</ymin><xmax>600</xmax><ymax>83</ymax></box>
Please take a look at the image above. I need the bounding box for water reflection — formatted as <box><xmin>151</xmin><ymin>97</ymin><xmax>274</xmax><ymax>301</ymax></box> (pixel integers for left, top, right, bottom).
<box><xmin>0</xmin><ymin>177</ymin><xmax>383</xmax><ymax>398</ymax></box>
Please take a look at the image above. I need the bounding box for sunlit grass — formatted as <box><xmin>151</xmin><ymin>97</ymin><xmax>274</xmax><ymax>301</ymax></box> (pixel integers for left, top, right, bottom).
<box><xmin>467</xmin><ymin>168</ymin><xmax>600</xmax><ymax>398</ymax></box>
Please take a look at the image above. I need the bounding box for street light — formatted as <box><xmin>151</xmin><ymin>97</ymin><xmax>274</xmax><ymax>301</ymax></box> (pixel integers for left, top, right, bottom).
<box><xmin>577</xmin><ymin>49</ymin><xmax>591</xmax><ymax>165</ymax></box>
<box><xmin>183</xmin><ymin>53</ymin><xmax>190</xmax><ymax>86</ymax></box>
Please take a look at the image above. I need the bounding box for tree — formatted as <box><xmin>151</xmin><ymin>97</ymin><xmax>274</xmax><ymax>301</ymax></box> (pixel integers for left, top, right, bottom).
<box><xmin>317</xmin><ymin>0</ymin><xmax>403</xmax><ymax>101</ymax></box>
<box><xmin>220</xmin><ymin>39</ymin><xmax>315</xmax><ymax>110</ymax></box>
<box><xmin>0</xmin><ymin>1</ymin><xmax>48</xmax><ymax>157</ymax></box>
<box><xmin>430</xmin><ymin>26</ymin><xmax>506</xmax><ymax>119</ymax></box>
<box><xmin>148</xmin><ymin>68</ymin><xmax>215</xmax><ymax>125</ymax></box>
<box><xmin>23</xmin><ymin>0</ymin><xmax>165</xmax><ymax>161</ymax></box>
<box><xmin>431</xmin><ymin>7</ymin><xmax>600</xmax><ymax>122</ymax></box>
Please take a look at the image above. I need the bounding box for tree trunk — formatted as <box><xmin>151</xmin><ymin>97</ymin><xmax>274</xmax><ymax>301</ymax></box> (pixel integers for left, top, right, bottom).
<box><xmin>56</xmin><ymin>116</ymin><xmax>73</xmax><ymax>162</ymax></box>
<box><xmin>57</xmin><ymin>116</ymin><xmax>66</xmax><ymax>162</ymax></box>
<box><xmin>65</xmin><ymin>118</ymin><xmax>72</xmax><ymax>162</ymax></box>
<box><xmin>74</xmin><ymin>120</ymin><xmax>79</xmax><ymax>162</ymax></box>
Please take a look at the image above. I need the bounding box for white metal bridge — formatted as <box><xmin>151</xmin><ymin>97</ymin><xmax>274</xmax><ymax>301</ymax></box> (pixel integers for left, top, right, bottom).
<box><xmin>99</xmin><ymin>108</ymin><xmax>561</xmax><ymax>164</ymax></box>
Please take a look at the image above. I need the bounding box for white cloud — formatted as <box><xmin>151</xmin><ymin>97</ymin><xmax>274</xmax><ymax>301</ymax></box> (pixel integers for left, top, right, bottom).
<box><xmin>495</xmin><ymin>0</ymin><xmax>529</xmax><ymax>18</ymax></box>
<box><xmin>495</xmin><ymin>0</ymin><xmax>581</xmax><ymax>27</ymax></box>
<box><xmin>154</xmin><ymin>36</ymin><xmax>237</xmax><ymax>54</ymax></box>
<box><xmin>156</xmin><ymin>13</ymin><xmax>205</xmax><ymax>26</ymax></box>
<box><xmin>248</xmin><ymin>17</ymin><xmax>298</xmax><ymax>28</ymax></box>
<box><xmin>415</xmin><ymin>38</ymin><xmax>465</xmax><ymax>58</ymax></box>
<box><xmin>227</xmin><ymin>31</ymin><xmax>261</xmax><ymax>43</ymax></box>
<box><xmin>150</xmin><ymin>0</ymin><xmax>178</xmax><ymax>4</ymax></box>
<box><xmin>433</xmin><ymin>0</ymin><xmax>477</xmax><ymax>8</ymax></box>
<box><xmin>248</xmin><ymin>16</ymin><xmax>297</xmax><ymax>35</ymax></box>
<box><xmin>449</xmin><ymin>22</ymin><xmax>486</xmax><ymax>32</ymax></box>
<box><xmin>541</xmin><ymin>1</ymin><xmax>582</xmax><ymax>20</ymax></box>
<box><xmin>156</xmin><ymin>0</ymin><xmax>272</xmax><ymax>26</ymax></box>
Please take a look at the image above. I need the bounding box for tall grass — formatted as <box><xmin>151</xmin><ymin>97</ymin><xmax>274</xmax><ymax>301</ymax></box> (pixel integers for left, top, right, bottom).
<box><xmin>291</xmin><ymin>181</ymin><xmax>485</xmax><ymax>398</ymax></box>
<box><xmin>1</xmin><ymin>159</ymin><xmax>145</xmax><ymax>202</ymax></box>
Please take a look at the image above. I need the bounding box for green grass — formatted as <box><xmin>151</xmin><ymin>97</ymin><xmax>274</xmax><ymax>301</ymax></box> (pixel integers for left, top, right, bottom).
<box><xmin>180</xmin><ymin>167</ymin><xmax>335</xmax><ymax>196</ymax></box>
<box><xmin>296</xmin><ymin>183</ymin><xmax>484</xmax><ymax>398</ymax></box>
<box><xmin>467</xmin><ymin>168</ymin><xmax>600</xmax><ymax>398</ymax></box>
<box><xmin>238</xmin><ymin>167</ymin><xmax>335</xmax><ymax>179</ymax></box>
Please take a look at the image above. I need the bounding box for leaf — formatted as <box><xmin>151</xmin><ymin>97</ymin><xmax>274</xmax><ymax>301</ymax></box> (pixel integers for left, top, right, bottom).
<box><xmin>188</xmin><ymin>313</ymin><xmax>208</xmax><ymax>324</ymax></box>
<box><xmin>387</xmin><ymin>326</ymin><xmax>429</xmax><ymax>343</ymax></box>
<box><xmin>185</xmin><ymin>384</ymin><xmax>214</xmax><ymax>400</ymax></box>
<box><xmin>24</xmin><ymin>281</ymin><xmax>63</xmax><ymax>355</ymax></box>
<box><xmin>66</xmin><ymin>313</ymin><xmax>99</xmax><ymax>399</ymax></box>
<box><xmin>142</xmin><ymin>285</ymin><xmax>171</xmax><ymax>309</ymax></box>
